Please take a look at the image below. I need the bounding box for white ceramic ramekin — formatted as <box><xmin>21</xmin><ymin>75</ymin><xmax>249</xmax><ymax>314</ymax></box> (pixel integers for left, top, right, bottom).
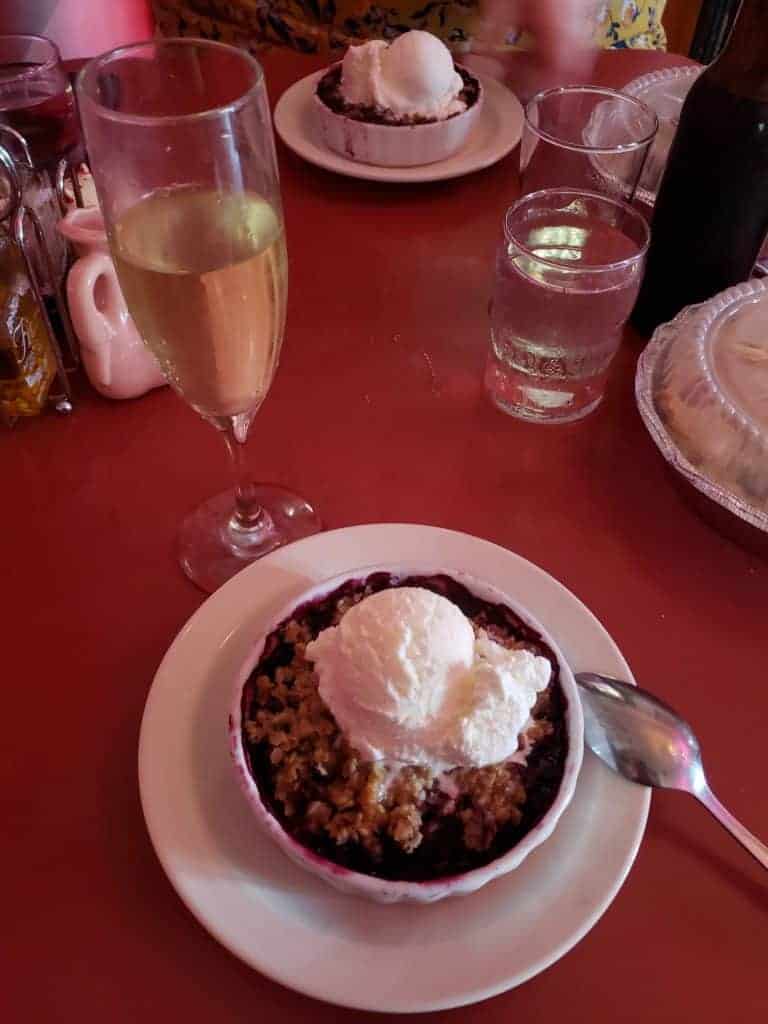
<box><xmin>229</xmin><ymin>564</ymin><xmax>583</xmax><ymax>903</ymax></box>
<box><xmin>314</xmin><ymin>67</ymin><xmax>483</xmax><ymax>167</ymax></box>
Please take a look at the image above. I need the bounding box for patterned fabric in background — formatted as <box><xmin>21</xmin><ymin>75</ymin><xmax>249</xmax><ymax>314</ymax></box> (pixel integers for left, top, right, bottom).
<box><xmin>152</xmin><ymin>1</ymin><xmax>667</xmax><ymax>56</ymax></box>
<box><xmin>598</xmin><ymin>1</ymin><xmax>667</xmax><ymax>49</ymax></box>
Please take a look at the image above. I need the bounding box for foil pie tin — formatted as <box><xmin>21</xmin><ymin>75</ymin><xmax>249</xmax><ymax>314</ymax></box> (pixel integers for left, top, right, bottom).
<box><xmin>636</xmin><ymin>278</ymin><xmax>768</xmax><ymax>557</ymax></box>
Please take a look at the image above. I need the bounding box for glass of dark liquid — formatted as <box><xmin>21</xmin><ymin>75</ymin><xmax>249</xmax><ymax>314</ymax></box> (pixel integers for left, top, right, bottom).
<box><xmin>0</xmin><ymin>35</ymin><xmax>80</xmax><ymax>172</ymax></box>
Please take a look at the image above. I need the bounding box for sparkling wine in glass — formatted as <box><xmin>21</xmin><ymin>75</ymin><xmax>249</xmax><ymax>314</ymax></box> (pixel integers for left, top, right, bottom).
<box><xmin>77</xmin><ymin>39</ymin><xmax>320</xmax><ymax>591</ymax></box>
<box><xmin>0</xmin><ymin>35</ymin><xmax>80</xmax><ymax>170</ymax></box>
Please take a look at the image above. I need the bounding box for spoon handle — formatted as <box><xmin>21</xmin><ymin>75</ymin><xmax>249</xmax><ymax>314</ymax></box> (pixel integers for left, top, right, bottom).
<box><xmin>697</xmin><ymin>784</ymin><xmax>768</xmax><ymax>870</ymax></box>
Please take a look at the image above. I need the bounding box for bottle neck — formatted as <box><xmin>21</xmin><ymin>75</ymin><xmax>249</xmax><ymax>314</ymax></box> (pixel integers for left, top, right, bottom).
<box><xmin>710</xmin><ymin>0</ymin><xmax>768</xmax><ymax>96</ymax></box>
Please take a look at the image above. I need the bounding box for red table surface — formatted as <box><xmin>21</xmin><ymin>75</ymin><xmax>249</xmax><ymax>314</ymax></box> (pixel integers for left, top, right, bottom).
<box><xmin>4</xmin><ymin>46</ymin><xmax>767</xmax><ymax>1024</ymax></box>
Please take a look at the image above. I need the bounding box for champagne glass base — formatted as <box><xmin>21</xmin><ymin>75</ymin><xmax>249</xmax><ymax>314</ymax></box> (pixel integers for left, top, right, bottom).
<box><xmin>178</xmin><ymin>484</ymin><xmax>322</xmax><ymax>593</ymax></box>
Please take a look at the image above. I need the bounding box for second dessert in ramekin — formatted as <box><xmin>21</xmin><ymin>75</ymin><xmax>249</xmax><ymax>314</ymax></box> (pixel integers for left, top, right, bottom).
<box><xmin>314</xmin><ymin>31</ymin><xmax>484</xmax><ymax>167</ymax></box>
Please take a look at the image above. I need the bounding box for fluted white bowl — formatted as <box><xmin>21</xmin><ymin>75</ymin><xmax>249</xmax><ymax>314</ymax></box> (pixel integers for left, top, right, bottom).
<box><xmin>229</xmin><ymin>564</ymin><xmax>583</xmax><ymax>903</ymax></box>
<box><xmin>314</xmin><ymin>66</ymin><xmax>483</xmax><ymax>167</ymax></box>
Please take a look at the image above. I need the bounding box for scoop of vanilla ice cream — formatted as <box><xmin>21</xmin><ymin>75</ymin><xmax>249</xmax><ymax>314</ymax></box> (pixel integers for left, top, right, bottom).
<box><xmin>305</xmin><ymin>587</ymin><xmax>550</xmax><ymax>769</ymax></box>
<box><xmin>340</xmin><ymin>31</ymin><xmax>466</xmax><ymax>120</ymax></box>
<box><xmin>377</xmin><ymin>31</ymin><xmax>466</xmax><ymax>119</ymax></box>
<box><xmin>442</xmin><ymin>633</ymin><xmax>552</xmax><ymax>766</ymax></box>
<box><xmin>307</xmin><ymin>588</ymin><xmax>475</xmax><ymax>764</ymax></box>
<box><xmin>339</xmin><ymin>38</ymin><xmax>387</xmax><ymax>106</ymax></box>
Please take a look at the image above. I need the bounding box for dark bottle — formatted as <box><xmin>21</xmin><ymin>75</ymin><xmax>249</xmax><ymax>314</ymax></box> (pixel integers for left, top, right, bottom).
<box><xmin>632</xmin><ymin>0</ymin><xmax>768</xmax><ymax>336</ymax></box>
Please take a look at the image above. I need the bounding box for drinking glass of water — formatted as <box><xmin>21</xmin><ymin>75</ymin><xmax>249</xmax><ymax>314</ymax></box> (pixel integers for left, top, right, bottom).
<box><xmin>521</xmin><ymin>87</ymin><xmax>658</xmax><ymax>203</ymax></box>
<box><xmin>485</xmin><ymin>188</ymin><xmax>650</xmax><ymax>424</ymax></box>
<box><xmin>77</xmin><ymin>39</ymin><xmax>321</xmax><ymax>591</ymax></box>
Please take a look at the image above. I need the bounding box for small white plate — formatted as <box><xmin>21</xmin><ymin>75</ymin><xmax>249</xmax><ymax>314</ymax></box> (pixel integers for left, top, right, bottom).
<box><xmin>273</xmin><ymin>71</ymin><xmax>523</xmax><ymax>183</ymax></box>
<box><xmin>138</xmin><ymin>524</ymin><xmax>649</xmax><ymax>1013</ymax></box>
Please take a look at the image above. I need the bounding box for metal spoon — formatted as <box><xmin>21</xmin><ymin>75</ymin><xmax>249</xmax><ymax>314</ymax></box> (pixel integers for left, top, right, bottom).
<box><xmin>576</xmin><ymin>672</ymin><xmax>768</xmax><ymax>870</ymax></box>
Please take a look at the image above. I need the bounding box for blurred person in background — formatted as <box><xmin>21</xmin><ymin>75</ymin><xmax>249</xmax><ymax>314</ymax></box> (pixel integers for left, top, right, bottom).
<box><xmin>152</xmin><ymin>0</ymin><xmax>667</xmax><ymax>94</ymax></box>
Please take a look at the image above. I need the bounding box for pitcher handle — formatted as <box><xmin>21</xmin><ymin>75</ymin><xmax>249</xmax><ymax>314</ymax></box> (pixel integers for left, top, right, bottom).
<box><xmin>66</xmin><ymin>251</ymin><xmax>127</xmax><ymax>389</ymax></box>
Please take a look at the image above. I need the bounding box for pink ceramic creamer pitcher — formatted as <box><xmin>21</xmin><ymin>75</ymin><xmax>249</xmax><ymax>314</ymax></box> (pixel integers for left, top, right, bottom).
<box><xmin>58</xmin><ymin>208</ymin><xmax>166</xmax><ymax>400</ymax></box>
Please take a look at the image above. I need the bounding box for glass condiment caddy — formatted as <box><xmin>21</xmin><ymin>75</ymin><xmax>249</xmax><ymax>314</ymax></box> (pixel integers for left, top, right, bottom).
<box><xmin>0</xmin><ymin>135</ymin><xmax>73</xmax><ymax>426</ymax></box>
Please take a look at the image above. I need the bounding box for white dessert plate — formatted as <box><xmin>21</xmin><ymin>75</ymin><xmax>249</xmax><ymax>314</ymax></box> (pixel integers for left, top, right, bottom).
<box><xmin>138</xmin><ymin>523</ymin><xmax>649</xmax><ymax>1013</ymax></box>
<box><xmin>273</xmin><ymin>70</ymin><xmax>523</xmax><ymax>183</ymax></box>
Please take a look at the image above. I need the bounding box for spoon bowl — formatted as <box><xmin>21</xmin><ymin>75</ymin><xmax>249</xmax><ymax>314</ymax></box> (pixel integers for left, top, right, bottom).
<box><xmin>576</xmin><ymin>672</ymin><xmax>767</xmax><ymax>871</ymax></box>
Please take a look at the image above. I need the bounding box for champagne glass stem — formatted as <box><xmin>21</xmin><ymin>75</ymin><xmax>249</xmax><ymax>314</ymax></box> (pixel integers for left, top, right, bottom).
<box><xmin>222</xmin><ymin>420</ymin><xmax>269</xmax><ymax>533</ymax></box>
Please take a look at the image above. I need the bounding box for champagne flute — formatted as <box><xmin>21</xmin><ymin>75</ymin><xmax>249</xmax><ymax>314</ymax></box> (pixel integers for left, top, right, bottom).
<box><xmin>77</xmin><ymin>38</ymin><xmax>320</xmax><ymax>592</ymax></box>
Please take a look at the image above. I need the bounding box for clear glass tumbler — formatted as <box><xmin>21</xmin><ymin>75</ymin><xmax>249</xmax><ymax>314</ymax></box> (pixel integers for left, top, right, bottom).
<box><xmin>485</xmin><ymin>188</ymin><xmax>650</xmax><ymax>424</ymax></box>
<box><xmin>521</xmin><ymin>86</ymin><xmax>658</xmax><ymax>203</ymax></box>
<box><xmin>77</xmin><ymin>38</ymin><xmax>321</xmax><ymax>591</ymax></box>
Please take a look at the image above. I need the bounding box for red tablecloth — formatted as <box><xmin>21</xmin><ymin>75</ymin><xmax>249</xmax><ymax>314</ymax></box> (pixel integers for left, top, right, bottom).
<box><xmin>4</xmin><ymin>47</ymin><xmax>766</xmax><ymax>1024</ymax></box>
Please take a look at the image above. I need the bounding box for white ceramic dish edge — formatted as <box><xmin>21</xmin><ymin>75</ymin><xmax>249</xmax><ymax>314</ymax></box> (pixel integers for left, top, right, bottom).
<box><xmin>229</xmin><ymin>561</ymin><xmax>584</xmax><ymax>904</ymax></box>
